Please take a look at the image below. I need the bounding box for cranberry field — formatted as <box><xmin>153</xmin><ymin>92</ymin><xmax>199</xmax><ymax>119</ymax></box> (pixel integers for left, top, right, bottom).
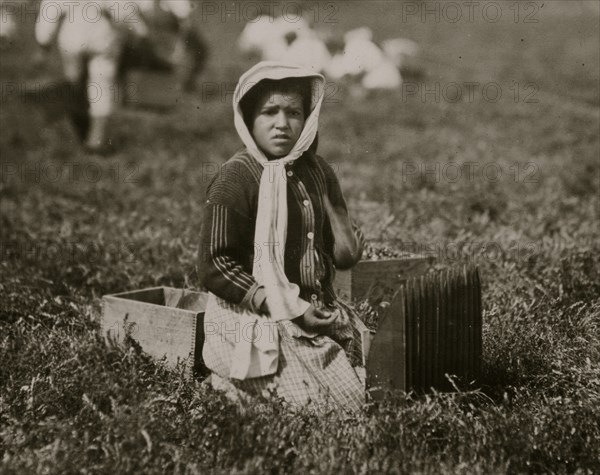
<box><xmin>1</xmin><ymin>1</ymin><xmax>599</xmax><ymax>473</ymax></box>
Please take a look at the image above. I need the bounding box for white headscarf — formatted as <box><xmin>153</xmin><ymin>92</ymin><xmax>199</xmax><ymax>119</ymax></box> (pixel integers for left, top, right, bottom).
<box><xmin>228</xmin><ymin>61</ymin><xmax>325</xmax><ymax>379</ymax></box>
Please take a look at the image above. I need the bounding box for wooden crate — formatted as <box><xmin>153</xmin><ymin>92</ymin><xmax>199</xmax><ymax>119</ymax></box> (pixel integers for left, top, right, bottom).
<box><xmin>333</xmin><ymin>254</ymin><xmax>434</xmax><ymax>302</ymax></box>
<box><xmin>366</xmin><ymin>265</ymin><xmax>482</xmax><ymax>395</ymax></box>
<box><xmin>102</xmin><ymin>287</ymin><xmax>208</xmax><ymax>376</ymax></box>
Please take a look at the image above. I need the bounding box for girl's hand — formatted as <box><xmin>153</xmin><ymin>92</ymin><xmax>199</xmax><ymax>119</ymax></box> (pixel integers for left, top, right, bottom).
<box><xmin>294</xmin><ymin>305</ymin><xmax>338</xmax><ymax>331</ymax></box>
<box><xmin>323</xmin><ymin>195</ymin><xmax>362</xmax><ymax>269</ymax></box>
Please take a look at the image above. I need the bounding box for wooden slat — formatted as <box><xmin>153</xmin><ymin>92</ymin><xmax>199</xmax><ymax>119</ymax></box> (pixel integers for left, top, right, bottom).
<box><xmin>405</xmin><ymin>279</ymin><xmax>415</xmax><ymax>390</ymax></box>
<box><xmin>454</xmin><ymin>268</ymin><xmax>462</xmax><ymax>380</ymax></box>
<box><xmin>474</xmin><ymin>268</ymin><xmax>483</xmax><ymax>380</ymax></box>
<box><xmin>403</xmin><ymin>280</ymin><xmax>411</xmax><ymax>389</ymax></box>
<box><xmin>419</xmin><ymin>276</ymin><xmax>427</xmax><ymax>391</ymax></box>
<box><xmin>366</xmin><ymin>287</ymin><xmax>407</xmax><ymax>397</ymax></box>
<box><xmin>455</xmin><ymin>267</ymin><xmax>463</xmax><ymax>383</ymax></box>
<box><xmin>439</xmin><ymin>271</ymin><xmax>446</xmax><ymax>388</ymax></box>
<box><xmin>433</xmin><ymin>276</ymin><xmax>440</xmax><ymax>388</ymax></box>
<box><xmin>467</xmin><ymin>266</ymin><xmax>475</xmax><ymax>381</ymax></box>
<box><xmin>431</xmin><ymin>275</ymin><xmax>443</xmax><ymax>388</ymax></box>
<box><xmin>423</xmin><ymin>276</ymin><xmax>433</xmax><ymax>391</ymax></box>
<box><xmin>450</xmin><ymin>268</ymin><xmax>457</xmax><ymax>386</ymax></box>
<box><xmin>438</xmin><ymin>270</ymin><xmax>448</xmax><ymax>389</ymax></box>
<box><xmin>110</xmin><ymin>286</ymin><xmax>166</xmax><ymax>306</ymax></box>
<box><xmin>445</xmin><ymin>270</ymin><xmax>453</xmax><ymax>388</ymax></box>
<box><xmin>463</xmin><ymin>267</ymin><xmax>472</xmax><ymax>381</ymax></box>
<box><xmin>412</xmin><ymin>278</ymin><xmax>421</xmax><ymax>391</ymax></box>
<box><xmin>459</xmin><ymin>265</ymin><xmax>468</xmax><ymax>384</ymax></box>
<box><xmin>415</xmin><ymin>276</ymin><xmax>423</xmax><ymax>391</ymax></box>
<box><xmin>452</xmin><ymin>268</ymin><xmax>460</xmax><ymax>380</ymax></box>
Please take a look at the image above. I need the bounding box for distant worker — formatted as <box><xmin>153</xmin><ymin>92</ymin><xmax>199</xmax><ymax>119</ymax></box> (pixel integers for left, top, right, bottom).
<box><xmin>0</xmin><ymin>0</ymin><xmax>18</xmax><ymax>47</ymax></box>
<box><xmin>124</xmin><ymin>0</ymin><xmax>207</xmax><ymax>91</ymax></box>
<box><xmin>35</xmin><ymin>0</ymin><xmax>148</xmax><ymax>153</ymax></box>
<box><xmin>238</xmin><ymin>15</ymin><xmax>286</xmax><ymax>61</ymax></box>
<box><xmin>238</xmin><ymin>20</ymin><xmax>420</xmax><ymax>91</ymax></box>
<box><xmin>238</xmin><ymin>15</ymin><xmax>330</xmax><ymax>73</ymax></box>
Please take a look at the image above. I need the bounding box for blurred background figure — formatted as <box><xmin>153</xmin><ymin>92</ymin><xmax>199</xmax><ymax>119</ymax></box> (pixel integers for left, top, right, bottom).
<box><xmin>327</xmin><ymin>27</ymin><xmax>383</xmax><ymax>79</ymax></box>
<box><xmin>381</xmin><ymin>38</ymin><xmax>422</xmax><ymax>82</ymax></box>
<box><xmin>283</xmin><ymin>18</ymin><xmax>331</xmax><ymax>73</ymax></box>
<box><xmin>0</xmin><ymin>0</ymin><xmax>18</xmax><ymax>48</ymax></box>
<box><xmin>237</xmin><ymin>19</ymin><xmax>421</xmax><ymax>90</ymax></box>
<box><xmin>238</xmin><ymin>15</ymin><xmax>278</xmax><ymax>58</ymax></box>
<box><xmin>238</xmin><ymin>15</ymin><xmax>288</xmax><ymax>61</ymax></box>
<box><xmin>326</xmin><ymin>27</ymin><xmax>402</xmax><ymax>90</ymax></box>
<box><xmin>381</xmin><ymin>38</ymin><xmax>420</xmax><ymax>70</ymax></box>
<box><xmin>238</xmin><ymin>15</ymin><xmax>330</xmax><ymax>73</ymax></box>
<box><xmin>123</xmin><ymin>0</ymin><xmax>208</xmax><ymax>91</ymax></box>
<box><xmin>35</xmin><ymin>0</ymin><xmax>148</xmax><ymax>153</ymax></box>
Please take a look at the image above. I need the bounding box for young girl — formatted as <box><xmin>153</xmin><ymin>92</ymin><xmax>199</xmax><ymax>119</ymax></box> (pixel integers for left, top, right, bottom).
<box><xmin>200</xmin><ymin>61</ymin><xmax>368</xmax><ymax>412</ymax></box>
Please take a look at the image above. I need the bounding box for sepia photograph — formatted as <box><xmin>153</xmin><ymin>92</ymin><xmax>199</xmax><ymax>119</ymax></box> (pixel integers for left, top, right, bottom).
<box><xmin>1</xmin><ymin>0</ymin><xmax>599</xmax><ymax>473</ymax></box>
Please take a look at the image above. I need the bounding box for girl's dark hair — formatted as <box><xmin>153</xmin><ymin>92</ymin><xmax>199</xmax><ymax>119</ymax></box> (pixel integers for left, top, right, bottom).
<box><xmin>239</xmin><ymin>77</ymin><xmax>313</xmax><ymax>130</ymax></box>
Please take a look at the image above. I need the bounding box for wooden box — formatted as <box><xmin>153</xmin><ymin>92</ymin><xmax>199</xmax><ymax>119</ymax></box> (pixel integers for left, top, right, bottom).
<box><xmin>366</xmin><ymin>266</ymin><xmax>482</xmax><ymax>395</ymax></box>
<box><xmin>102</xmin><ymin>287</ymin><xmax>208</xmax><ymax>376</ymax></box>
<box><xmin>333</xmin><ymin>254</ymin><xmax>434</xmax><ymax>302</ymax></box>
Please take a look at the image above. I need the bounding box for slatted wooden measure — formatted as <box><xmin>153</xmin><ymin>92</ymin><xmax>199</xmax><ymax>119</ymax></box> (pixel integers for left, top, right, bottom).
<box><xmin>366</xmin><ymin>265</ymin><xmax>482</xmax><ymax>395</ymax></box>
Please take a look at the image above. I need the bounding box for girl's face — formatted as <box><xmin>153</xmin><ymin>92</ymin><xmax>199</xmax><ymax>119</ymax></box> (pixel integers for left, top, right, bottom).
<box><xmin>251</xmin><ymin>90</ymin><xmax>306</xmax><ymax>159</ymax></box>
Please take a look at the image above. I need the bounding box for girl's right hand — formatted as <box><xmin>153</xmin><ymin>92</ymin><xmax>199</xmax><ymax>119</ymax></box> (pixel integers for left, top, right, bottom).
<box><xmin>294</xmin><ymin>305</ymin><xmax>338</xmax><ymax>331</ymax></box>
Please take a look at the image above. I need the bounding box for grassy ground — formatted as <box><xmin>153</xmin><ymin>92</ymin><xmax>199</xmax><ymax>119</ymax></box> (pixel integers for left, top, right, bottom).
<box><xmin>1</xmin><ymin>1</ymin><xmax>599</xmax><ymax>473</ymax></box>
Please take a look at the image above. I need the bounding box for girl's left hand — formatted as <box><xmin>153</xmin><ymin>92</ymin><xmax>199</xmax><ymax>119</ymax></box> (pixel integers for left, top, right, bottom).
<box><xmin>294</xmin><ymin>305</ymin><xmax>338</xmax><ymax>331</ymax></box>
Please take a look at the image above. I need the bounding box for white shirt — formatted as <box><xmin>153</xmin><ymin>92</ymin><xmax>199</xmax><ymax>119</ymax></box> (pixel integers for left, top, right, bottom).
<box><xmin>35</xmin><ymin>0</ymin><xmax>148</xmax><ymax>53</ymax></box>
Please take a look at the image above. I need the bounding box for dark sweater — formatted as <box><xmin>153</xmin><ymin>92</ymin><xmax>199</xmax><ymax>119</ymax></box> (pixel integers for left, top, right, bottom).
<box><xmin>199</xmin><ymin>148</ymin><xmax>363</xmax><ymax>312</ymax></box>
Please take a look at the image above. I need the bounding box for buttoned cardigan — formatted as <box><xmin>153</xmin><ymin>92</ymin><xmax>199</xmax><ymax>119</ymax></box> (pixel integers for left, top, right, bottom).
<box><xmin>199</xmin><ymin>148</ymin><xmax>364</xmax><ymax>313</ymax></box>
